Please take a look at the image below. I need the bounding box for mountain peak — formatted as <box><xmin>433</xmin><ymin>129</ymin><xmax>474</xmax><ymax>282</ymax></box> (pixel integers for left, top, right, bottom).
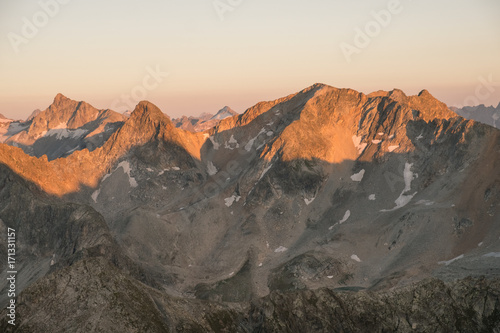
<box><xmin>129</xmin><ymin>101</ymin><xmax>170</xmax><ymax>126</ymax></box>
<box><xmin>311</xmin><ymin>82</ymin><xmax>328</xmax><ymax>89</ymax></box>
<box><xmin>54</xmin><ymin>93</ymin><xmax>71</xmax><ymax>104</ymax></box>
<box><xmin>211</xmin><ymin>106</ymin><xmax>238</xmax><ymax>120</ymax></box>
<box><xmin>418</xmin><ymin>89</ymin><xmax>432</xmax><ymax>98</ymax></box>
<box><xmin>26</xmin><ymin>109</ymin><xmax>42</xmax><ymax>122</ymax></box>
<box><xmin>387</xmin><ymin>89</ymin><xmax>408</xmax><ymax>103</ymax></box>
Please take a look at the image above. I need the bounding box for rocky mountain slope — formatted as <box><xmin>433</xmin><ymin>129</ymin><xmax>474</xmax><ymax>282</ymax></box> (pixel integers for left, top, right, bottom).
<box><xmin>173</xmin><ymin>106</ymin><xmax>238</xmax><ymax>132</ymax></box>
<box><xmin>1</xmin><ymin>94</ymin><xmax>126</xmax><ymax>160</ymax></box>
<box><xmin>0</xmin><ymin>84</ymin><xmax>499</xmax><ymax>332</ymax></box>
<box><xmin>452</xmin><ymin>103</ymin><xmax>500</xmax><ymax>129</ymax></box>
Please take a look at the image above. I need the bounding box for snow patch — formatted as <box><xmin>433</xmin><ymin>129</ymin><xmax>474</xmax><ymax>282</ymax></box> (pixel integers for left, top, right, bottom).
<box><xmin>327</xmin><ymin>275</ymin><xmax>334</xmax><ymax>279</ymax></box>
<box><xmin>368</xmin><ymin>194</ymin><xmax>376</xmax><ymax>201</ymax></box>
<box><xmin>209</xmin><ymin>136</ymin><xmax>219</xmax><ymax>150</ymax></box>
<box><xmin>207</xmin><ymin>161</ymin><xmax>218</xmax><ymax>176</ymax></box>
<box><xmin>381</xmin><ymin>162</ymin><xmax>417</xmax><ymax>211</ymax></box>
<box><xmin>224</xmin><ymin>195</ymin><xmax>241</xmax><ymax>207</ymax></box>
<box><xmin>146</xmin><ymin>168</ymin><xmax>153</xmax><ymax>172</ymax></box>
<box><xmin>256</xmin><ymin>142</ymin><xmax>266</xmax><ymax>150</ymax></box>
<box><xmin>350</xmin><ymin>169</ymin><xmax>365</xmax><ymax>182</ymax></box>
<box><xmin>372</xmin><ymin>139</ymin><xmax>382</xmax><ymax>144</ymax></box>
<box><xmin>339</xmin><ymin>210</ymin><xmax>351</xmax><ymax>224</ymax></box>
<box><xmin>7</xmin><ymin>122</ymin><xmax>29</xmax><ymax>134</ymax></box>
<box><xmin>245</xmin><ymin>138</ymin><xmax>257</xmax><ymax>151</ymax></box>
<box><xmin>377</xmin><ymin>132</ymin><xmax>385</xmax><ymax>136</ymax></box>
<box><xmin>352</xmin><ymin>135</ymin><xmax>367</xmax><ymax>155</ymax></box>
<box><xmin>117</xmin><ymin>161</ymin><xmax>138</xmax><ymax>187</ymax></box>
<box><xmin>416</xmin><ymin>200</ymin><xmax>434</xmax><ymax>206</ymax></box>
<box><xmin>438</xmin><ymin>254</ymin><xmax>464</xmax><ymax>266</ymax></box>
<box><xmin>416</xmin><ymin>131</ymin><xmax>424</xmax><ymax>140</ymax></box>
<box><xmin>172</xmin><ymin>167</ymin><xmax>180</xmax><ymax>171</ymax></box>
<box><xmin>245</xmin><ymin>128</ymin><xmax>266</xmax><ymax>151</ymax></box>
<box><xmin>388</xmin><ymin>145</ymin><xmax>399</xmax><ymax>152</ymax></box>
<box><xmin>259</xmin><ymin>164</ymin><xmax>273</xmax><ymax>180</ymax></box>
<box><xmin>53</xmin><ymin>122</ymin><xmax>67</xmax><ymax>129</ymax></box>
<box><xmin>483</xmin><ymin>252</ymin><xmax>500</xmax><ymax>258</ymax></box>
<box><xmin>274</xmin><ymin>246</ymin><xmax>288</xmax><ymax>253</ymax></box>
<box><xmin>304</xmin><ymin>197</ymin><xmax>315</xmax><ymax>205</ymax></box>
<box><xmin>351</xmin><ymin>254</ymin><xmax>361</xmax><ymax>262</ymax></box>
<box><xmin>225</xmin><ymin>135</ymin><xmax>240</xmax><ymax>150</ymax></box>
<box><xmin>101</xmin><ymin>172</ymin><xmax>112</xmax><ymax>183</ymax></box>
<box><xmin>91</xmin><ymin>189</ymin><xmax>100</xmax><ymax>203</ymax></box>
<box><xmin>46</xmin><ymin>128</ymin><xmax>87</xmax><ymax>140</ymax></box>
<box><xmin>388</xmin><ymin>134</ymin><xmax>395</xmax><ymax>139</ymax></box>
<box><xmin>266</xmin><ymin>131</ymin><xmax>273</xmax><ymax>136</ymax></box>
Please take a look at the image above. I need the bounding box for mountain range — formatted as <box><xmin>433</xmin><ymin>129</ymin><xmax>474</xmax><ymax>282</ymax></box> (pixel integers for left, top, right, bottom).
<box><xmin>0</xmin><ymin>84</ymin><xmax>499</xmax><ymax>332</ymax></box>
<box><xmin>452</xmin><ymin>103</ymin><xmax>500</xmax><ymax>129</ymax></box>
<box><xmin>172</xmin><ymin>106</ymin><xmax>239</xmax><ymax>132</ymax></box>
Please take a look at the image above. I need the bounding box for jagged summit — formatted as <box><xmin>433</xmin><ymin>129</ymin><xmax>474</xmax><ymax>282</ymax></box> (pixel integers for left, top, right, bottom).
<box><xmin>2</xmin><ymin>94</ymin><xmax>126</xmax><ymax>160</ymax></box>
<box><xmin>418</xmin><ymin>89</ymin><xmax>431</xmax><ymax>97</ymax></box>
<box><xmin>211</xmin><ymin>106</ymin><xmax>238</xmax><ymax>120</ymax></box>
<box><xmin>130</xmin><ymin>101</ymin><xmax>166</xmax><ymax>120</ymax></box>
<box><xmin>54</xmin><ymin>92</ymin><xmax>70</xmax><ymax>103</ymax></box>
<box><xmin>26</xmin><ymin>109</ymin><xmax>41</xmax><ymax>122</ymax></box>
<box><xmin>173</xmin><ymin>106</ymin><xmax>238</xmax><ymax>132</ymax></box>
<box><xmin>453</xmin><ymin>102</ymin><xmax>500</xmax><ymax>129</ymax></box>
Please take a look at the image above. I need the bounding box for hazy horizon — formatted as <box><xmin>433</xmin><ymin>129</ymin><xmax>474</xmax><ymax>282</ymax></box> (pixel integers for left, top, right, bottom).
<box><xmin>3</xmin><ymin>84</ymin><xmax>500</xmax><ymax>122</ymax></box>
<box><xmin>1</xmin><ymin>0</ymin><xmax>499</xmax><ymax>119</ymax></box>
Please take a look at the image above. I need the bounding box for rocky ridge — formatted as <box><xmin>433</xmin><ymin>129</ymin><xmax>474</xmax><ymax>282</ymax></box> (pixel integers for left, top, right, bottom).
<box><xmin>452</xmin><ymin>103</ymin><xmax>500</xmax><ymax>129</ymax></box>
<box><xmin>1</xmin><ymin>94</ymin><xmax>127</xmax><ymax>160</ymax></box>
<box><xmin>0</xmin><ymin>84</ymin><xmax>499</xmax><ymax>332</ymax></box>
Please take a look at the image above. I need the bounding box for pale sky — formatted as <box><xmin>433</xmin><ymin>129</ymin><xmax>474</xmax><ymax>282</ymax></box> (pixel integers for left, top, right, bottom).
<box><xmin>1</xmin><ymin>0</ymin><xmax>499</xmax><ymax>120</ymax></box>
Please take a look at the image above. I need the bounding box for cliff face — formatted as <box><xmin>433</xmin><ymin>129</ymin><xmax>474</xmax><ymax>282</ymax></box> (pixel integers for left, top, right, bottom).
<box><xmin>0</xmin><ymin>84</ymin><xmax>499</xmax><ymax>331</ymax></box>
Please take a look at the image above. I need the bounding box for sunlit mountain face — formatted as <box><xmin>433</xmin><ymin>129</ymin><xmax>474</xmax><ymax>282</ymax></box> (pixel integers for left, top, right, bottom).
<box><xmin>1</xmin><ymin>84</ymin><xmax>499</xmax><ymax>332</ymax></box>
